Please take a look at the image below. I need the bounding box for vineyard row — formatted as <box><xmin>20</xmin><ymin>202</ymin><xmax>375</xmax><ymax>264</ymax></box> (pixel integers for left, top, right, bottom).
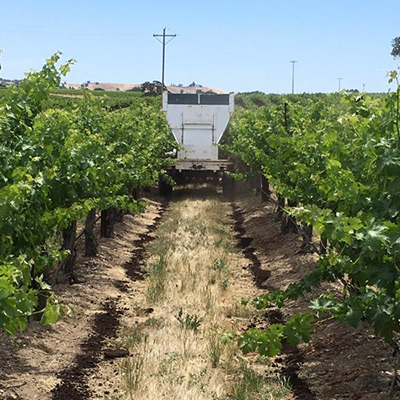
<box><xmin>226</xmin><ymin>75</ymin><xmax>400</xmax><ymax>358</ymax></box>
<box><xmin>0</xmin><ymin>54</ymin><xmax>175</xmax><ymax>334</ymax></box>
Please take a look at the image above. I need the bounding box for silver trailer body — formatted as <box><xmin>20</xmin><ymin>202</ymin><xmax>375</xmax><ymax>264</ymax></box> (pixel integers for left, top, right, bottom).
<box><xmin>162</xmin><ymin>92</ymin><xmax>234</xmax><ymax>172</ymax></box>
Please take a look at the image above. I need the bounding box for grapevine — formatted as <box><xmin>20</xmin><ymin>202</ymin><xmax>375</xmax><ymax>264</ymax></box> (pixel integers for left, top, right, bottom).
<box><xmin>227</xmin><ymin>80</ymin><xmax>400</xmax><ymax>355</ymax></box>
<box><xmin>0</xmin><ymin>54</ymin><xmax>175</xmax><ymax>334</ymax></box>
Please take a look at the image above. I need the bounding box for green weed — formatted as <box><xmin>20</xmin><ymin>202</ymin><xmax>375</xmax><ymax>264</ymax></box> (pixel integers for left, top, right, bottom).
<box><xmin>155</xmin><ymin>351</ymin><xmax>180</xmax><ymax>378</ymax></box>
<box><xmin>175</xmin><ymin>308</ymin><xmax>203</xmax><ymax>333</ymax></box>
<box><xmin>120</xmin><ymin>354</ymin><xmax>145</xmax><ymax>398</ymax></box>
<box><xmin>208</xmin><ymin>331</ymin><xmax>222</xmax><ymax>368</ymax></box>
<box><xmin>146</xmin><ymin>255</ymin><xmax>167</xmax><ymax>303</ymax></box>
<box><xmin>202</xmin><ymin>285</ymin><xmax>216</xmax><ymax>311</ymax></box>
<box><xmin>226</xmin><ymin>359</ymin><xmax>292</xmax><ymax>400</ymax></box>
<box><xmin>221</xmin><ymin>278</ymin><xmax>229</xmax><ymax>291</ymax></box>
<box><xmin>187</xmin><ymin>368</ymin><xmax>209</xmax><ymax>392</ymax></box>
<box><xmin>144</xmin><ymin>316</ymin><xmax>164</xmax><ymax>329</ymax></box>
<box><xmin>115</xmin><ymin>325</ymin><xmax>146</xmax><ymax>350</ymax></box>
<box><xmin>212</xmin><ymin>259</ymin><xmax>228</xmax><ymax>271</ymax></box>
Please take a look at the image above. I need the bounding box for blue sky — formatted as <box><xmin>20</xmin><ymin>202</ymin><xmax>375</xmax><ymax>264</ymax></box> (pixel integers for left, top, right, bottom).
<box><xmin>0</xmin><ymin>0</ymin><xmax>399</xmax><ymax>93</ymax></box>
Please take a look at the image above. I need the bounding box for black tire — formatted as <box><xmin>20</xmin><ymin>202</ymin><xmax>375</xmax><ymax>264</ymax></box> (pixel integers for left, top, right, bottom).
<box><xmin>222</xmin><ymin>174</ymin><xmax>235</xmax><ymax>201</ymax></box>
<box><xmin>173</xmin><ymin>172</ymin><xmax>186</xmax><ymax>185</ymax></box>
<box><xmin>158</xmin><ymin>177</ymin><xmax>173</xmax><ymax>196</ymax></box>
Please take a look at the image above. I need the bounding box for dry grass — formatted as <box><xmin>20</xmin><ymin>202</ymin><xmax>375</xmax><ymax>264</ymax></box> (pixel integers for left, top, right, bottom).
<box><xmin>117</xmin><ymin>192</ymin><xmax>292</xmax><ymax>400</ymax></box>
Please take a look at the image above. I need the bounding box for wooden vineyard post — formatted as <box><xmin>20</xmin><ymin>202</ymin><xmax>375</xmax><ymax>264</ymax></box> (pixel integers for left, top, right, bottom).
<box><xmin>101</xmin><ymin>208</ymin><xmax>116</xmax><ymax>238</ymax></box>
<box><xmin>287</xmin><ymin>199</ymin><xmax>298</xmax><ymax>232</ymax></box>
<box><xmin>320</xmin><ymin>237</ymin><xmax>328</xmax><ymax>254</ymax></box>
<box><xmin>261</xmin><ymin>175</ymin><xmax>270</xmax><ymax>202</ymax></box>
<box><xmin>300</xmin><ymin>224</ymin><xmax>314</xmax><ymax>253</ymax></box>
<box><xmin>284</xmin><ymin>102</ymin><xmax>289</xmax><ymax>132</ymax></box>
<box><xmin>254</xmin><ymin>175</ymin><xmax>261</xmax><ymax>196</ymax></box>
<box><xmin>281</xmin><ymin>199</ymin><xmax>298</xmax><ymax>234</ymax></box>
<box><xmin>222</xmin><ymin>174</ymin><xmax>236</xmax><ymax>201</ymax></box>
<box><xmin>276</xmin><ymin>194</ymin><xmax>285</xmax><ymax>220</ymax></box>
<box><xmin>131</xmin><ymin>188</ymin><xmax>138</xmax><ymax>200</ymax></box>
<box><xmin>115</xmin><ymin>210</ymin><xmax>124</xmax><ymax>223</ymax></box>
<box><xmin>85</xmin><ymin>209</ymin><xmax>98</xmax><ymax>257</ymax></box>
<box><xmin>55</xmin><ymin>220</ymin><xmax>77</xmax><ymax>284</ymax></box>
<box><xmin>31</xmin><ymin>253</ymin><xmax>51</xmax><ymax>320</ymax></box>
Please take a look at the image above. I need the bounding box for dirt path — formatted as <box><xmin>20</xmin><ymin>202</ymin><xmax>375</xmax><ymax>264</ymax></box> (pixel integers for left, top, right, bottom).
<box><xmin>84</xmin><ymin>185</ymin><xmax>291</xmax><ymax>399</ymax></box>
<box><xmin>0</xmin><ymin>195</ymin><xmax>166</xmax><ymax>400</ymax></box>
<box><xmin>0</xmin><ymin>185</ymin><xmax>398</xmax><ymax>400</ymax></box>
<box><xmin>0</xmin><ymin>187</ymin><xmax>291</xmax><ymax>400</ymax></box>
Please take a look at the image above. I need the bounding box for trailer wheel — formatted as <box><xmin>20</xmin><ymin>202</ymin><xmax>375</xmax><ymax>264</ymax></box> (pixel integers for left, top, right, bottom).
<box><xmin>174</xmin><ymin>172</ymin><xmax>186</xmax><ymax>185</ymax></box>
<box><xmin>222</xmin><ymin>174</ymin><xmax>235</xmax><ymax>201</ymax></box>
<box><xmin>158</xmin><ymin>178</ymin><xmax>173</xmax><ymax>197</ymax></box>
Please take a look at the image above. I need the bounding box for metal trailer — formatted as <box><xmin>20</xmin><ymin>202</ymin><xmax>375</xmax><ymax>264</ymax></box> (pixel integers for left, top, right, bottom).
<box><xmin>161</xmin><ymin>92</ymin><xmax>235</xmax><ymax>196</ymax></box>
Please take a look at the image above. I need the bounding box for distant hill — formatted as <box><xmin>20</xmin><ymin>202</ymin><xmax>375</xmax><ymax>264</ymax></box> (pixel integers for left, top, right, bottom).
<box><xmin>167</xmin><ymin>85</ymin><xmax>228</xmax><ymax>94</ymax></box>
<box><xmin>64</xmin><ymin>82</ymin><xmax>141</xmax><ymax>91</ymax></box>
<box><xmin>1</xmin><ymin>78</ymin><xmax>229</xmax><ymax>94</ymax></box>
<box><xmin>64</xmin><ymin>81</ymin><xmax>228</xmax><ymax>94</ymax></box>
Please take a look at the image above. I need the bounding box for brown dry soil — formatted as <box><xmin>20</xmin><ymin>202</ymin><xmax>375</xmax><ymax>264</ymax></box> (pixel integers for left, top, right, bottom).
<box><xmin>0</xmin><ymin>186</ymin><xmax>399</xmax><ymax>400</ymax></box>
<box><xmin>0</xmin><ymin>194</ymin><xmax>167</xmax><ymax>400</ymax></box>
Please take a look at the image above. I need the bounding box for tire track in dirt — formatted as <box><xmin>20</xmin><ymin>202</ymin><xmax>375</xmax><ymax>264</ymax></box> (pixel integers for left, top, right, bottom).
<box><xmin>230</xmin><ymin>202</ymin><xmax>316</xmax><ymax>400</ymax></box>
<box><xmin>51</xmin><ymin>202</ymin><xmax>168</xmax><ymax>400</ymax></box>
<box><xmin>51</xmin><ymin>301</ymin><xmax>121</xmax><ymax>400</ymax></box>
<box><xmin>124</xmin><ymin>203</ymin><xmax>167</xmax><ymax>281</ymax></box>
<box><xmin>231</xmin><ymin>204</ymin><xmax>270</xmax><ymax>288</ymax></box>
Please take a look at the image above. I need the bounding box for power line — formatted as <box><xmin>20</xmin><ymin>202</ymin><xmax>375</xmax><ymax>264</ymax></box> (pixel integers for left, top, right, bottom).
<box><xmin>153</xmin><ymin>28</ymin><xmax>176</xmax><ymax>89</ymax></box>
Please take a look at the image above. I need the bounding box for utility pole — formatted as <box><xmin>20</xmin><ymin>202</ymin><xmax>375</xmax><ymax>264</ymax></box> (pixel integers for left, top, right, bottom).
<box><xmin>290</xmin><ymin>60</ymin><xmax>297</xmax><ymax>94</ymax></box>
<box><xmin>153</xmin><ymin>28</ymin><xmax>176</xmax><ymax>89</ymax></box>
<box><xmin>362</xmin><ymin>83</ymin><xmax>365</xmax><ymax>92</ymax></box>
<box><xmin>337</xmin><ymin>77</ymin><xmax>343</xmax><ymax>92</ymax></box>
